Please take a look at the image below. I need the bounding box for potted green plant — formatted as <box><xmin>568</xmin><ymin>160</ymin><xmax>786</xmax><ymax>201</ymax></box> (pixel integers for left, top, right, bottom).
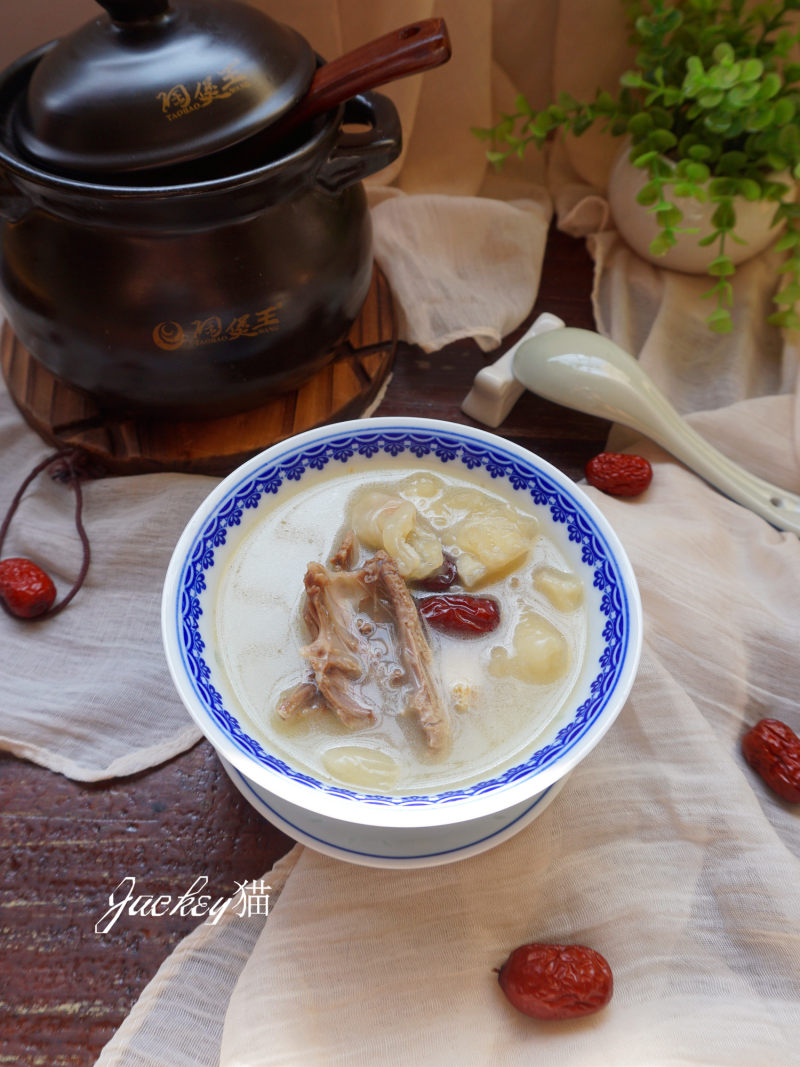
<box><xmin>476</xmin><ymin>0</ymin><xmax>800</xmax><ymax>333</ymax></box>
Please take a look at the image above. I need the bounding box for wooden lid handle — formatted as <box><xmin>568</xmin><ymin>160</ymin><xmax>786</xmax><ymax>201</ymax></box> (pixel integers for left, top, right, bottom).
<box><xmin>284</xmin><ymin>18</ymin><xmax>452</xmax><ymax>131</ymax></box>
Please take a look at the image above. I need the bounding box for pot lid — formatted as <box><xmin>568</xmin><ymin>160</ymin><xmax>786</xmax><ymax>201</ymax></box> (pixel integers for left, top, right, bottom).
<box><xmin>13</xmin><ymin>0</ymin><xmax>317</xmax><ymax>176</ymax></box>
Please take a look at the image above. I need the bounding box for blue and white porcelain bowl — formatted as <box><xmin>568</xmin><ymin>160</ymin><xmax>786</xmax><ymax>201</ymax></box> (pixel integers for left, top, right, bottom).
<box><xmin>162</xmin><ymin>418</ymin><xmax>642</xmax><ymax>868</ymax></box>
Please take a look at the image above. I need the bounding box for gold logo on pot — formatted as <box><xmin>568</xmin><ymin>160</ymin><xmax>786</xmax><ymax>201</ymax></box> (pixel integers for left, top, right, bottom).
<box><xmin>152</xmin><ymin>321</ymin><xmax>185</xmax><ymax>351</ymax></box>
<box><xmin>152</xmin><ymin>304</ymin><xmax>282</xmax><ymax>351</ymax></box>
<box><xmin>157</xmin><ymin>62</ymin><xmax>252</xmax><ymax>122</ymax></box>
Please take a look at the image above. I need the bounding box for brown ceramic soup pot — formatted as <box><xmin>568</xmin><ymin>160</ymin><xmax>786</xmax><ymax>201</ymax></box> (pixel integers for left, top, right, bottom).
<box><xmin>0</xmin><ymin>44</ymin><xmax>402</xmax><ymax>417</ymax></box>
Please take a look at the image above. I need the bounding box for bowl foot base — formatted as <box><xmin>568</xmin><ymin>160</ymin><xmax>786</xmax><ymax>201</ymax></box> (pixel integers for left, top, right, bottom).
<box><xmin>221</xmin><ymin>756</ymin><xmax>569</xmax><ymax>870</ymax></box>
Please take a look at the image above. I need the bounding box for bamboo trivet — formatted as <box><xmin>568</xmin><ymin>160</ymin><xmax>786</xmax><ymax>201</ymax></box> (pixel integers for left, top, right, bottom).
<box><xmin>1</xmin><ymin>265</ymin><xmax>396</xmax><ymax>477</ymax></box>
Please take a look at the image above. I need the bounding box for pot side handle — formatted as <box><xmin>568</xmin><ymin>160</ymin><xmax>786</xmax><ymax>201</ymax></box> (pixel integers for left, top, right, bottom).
<box><xmin>314</xmin><ymin>91</ymin><xmax>402</xmax><ymax>194</ymax></box>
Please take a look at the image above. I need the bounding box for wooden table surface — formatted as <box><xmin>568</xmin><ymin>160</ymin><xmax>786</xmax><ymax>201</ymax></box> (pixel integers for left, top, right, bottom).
<box><xmin>0</xmin><ymin>226</ymin><xmax>609</xmax><ymax>1066</ymax></box>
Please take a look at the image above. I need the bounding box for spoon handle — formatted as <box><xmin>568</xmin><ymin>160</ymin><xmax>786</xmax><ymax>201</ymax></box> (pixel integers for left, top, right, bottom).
<box><xmin>513</xmin><ymin>327</ymin><xmax>800</xmax><ymax>537</ymax></box>
<box><xmin>621</xmin><ymin>384</ymin><xmax>800</xmax><ymax>535</ymax></box>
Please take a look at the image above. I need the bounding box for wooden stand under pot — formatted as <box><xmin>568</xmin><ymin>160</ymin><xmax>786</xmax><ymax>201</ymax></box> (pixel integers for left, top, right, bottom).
<box><xmin>0</xmin><ymin>266</ymin><xmax>397</xmax><ymax>477</ymax></box>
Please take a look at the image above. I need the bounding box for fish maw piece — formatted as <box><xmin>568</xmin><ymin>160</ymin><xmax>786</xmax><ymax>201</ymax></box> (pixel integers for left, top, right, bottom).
<box><xmin>367</xmin><ymin>551</ymin><xmax>451</xmax><ymax>753</ymax></box>
<box><xmin>351</xmin><ymin>491</ymin><xmax>443</xmax><ymax>580</ymax></box>
<box><xmin>533</xmin><ymin>565</ymin><xmax>584</xmax><ymax>612</ymax></box>
<box><xmin>453</xmin><ymin>514</ymin><xmax>530</xmax><ymax>588</ymax></box>
<box><xmin>489</xmin><ymin>611</ymin><xmax>569</xmax><ymax>685</ymax></box>
<box><xmin>300</xmin><ymin>562</ymin><xmax>377</xmax><ymax>729</ymax></box>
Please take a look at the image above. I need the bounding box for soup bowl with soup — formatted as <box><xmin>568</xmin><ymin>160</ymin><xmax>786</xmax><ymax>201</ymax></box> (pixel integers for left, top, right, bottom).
<box><xmin>162</xmin><ymin>417</ymin><xmax>642</xmax><ymax>868</ymax></box>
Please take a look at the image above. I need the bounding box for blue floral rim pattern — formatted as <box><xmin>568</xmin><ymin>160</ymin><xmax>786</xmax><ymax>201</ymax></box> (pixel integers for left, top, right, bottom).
<box><xmin>175</xmin><ymin>427</ymin><xmax>631</xmax><ymax>808</ymax></box>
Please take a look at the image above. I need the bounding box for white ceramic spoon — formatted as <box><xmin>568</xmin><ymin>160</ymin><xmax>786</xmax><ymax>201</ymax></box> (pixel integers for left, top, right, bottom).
<box><xmin>513</xmin><ymin>326</ymin><xmax>800</xmax><ymax>536</ymax></box>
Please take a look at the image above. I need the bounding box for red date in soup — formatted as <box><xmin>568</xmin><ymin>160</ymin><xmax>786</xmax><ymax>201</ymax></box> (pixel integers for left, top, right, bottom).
<box><xmin>417</xmin><ymin>594</ymin><xmax>500</xmax><ymax>636</ymax></box>
<box><xmin>414</xmin><ymin>552</ymin><xmax>458</xmax><ymax>592</ymax></box>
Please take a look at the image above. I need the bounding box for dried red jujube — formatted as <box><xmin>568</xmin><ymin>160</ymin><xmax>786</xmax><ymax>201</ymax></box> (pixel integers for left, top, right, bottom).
<box><xmin>742</xmin><ymin>718</ymin><xmax>800</xmax><ymax>804</ymax></box>
<box><xmin>497</xmin><ymin>942</ymin><xmax>613</xmax><ymax>1021</ymax></box>
<box><xmin>0</xmin><ymin>557</ymin><xmax>57</xmax><ymax>619</ymax></box>
<box><xmin>415</xmin><ymin>552</ymin><xmax>458</xmax><ymax>592</ymax></box>
<box><xmin>585</xmin><ymin>452</ymin><xmax>652</xmax><ymax>497</ymax></box>
<box><xmin>417</xmin><ymin>593</ymin><xmax>500</xmax><ymax>636</ymax></box>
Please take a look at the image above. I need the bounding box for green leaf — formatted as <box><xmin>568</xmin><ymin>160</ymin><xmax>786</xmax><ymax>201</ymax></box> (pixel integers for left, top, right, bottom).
<box><xmin>620</xmin><ymin>71</ymin><xmax>647</xmax><ymax>88</ymax></box>
<box><xmin>594</xmin><ymin>90</ymin><xmax>617</xmax><ymax>113</ymax></box>
<box><xmin>628</xmin><ymin>112</ymin><xmax>654</xmax><ymax>137</ymax></box>
<box><xmin>773</xmin><ymin>283</ymin><xmax>800</xmax><ymax>305</ymax></box>
<box><xmin>709</xmin><ymin>177</ymin><xmax>738</xmax><ymax>198</ymax></box>
<box><xmin>718</xmin><ymin>150</ymin><xmax>748</xmax><ymax>174</ymax></box>
<box><xmin>778</xmin><ymin>125</ymin><xmax>800</xmax><ymax>157</ymax></box>
<box><xmin>649</xmin><ymin>233</ymin><xmax>677</xmax><ymax>256</ymax></box>
<box><xmin>708</xmin><ymin>255</ymin><xmax>735</xmax><ymax>276</ymax></box>
<box><xmin>727</xmin><ymin>83</ymin><xmax>760</xmax><ymax>108</ymax></box>
<box><xmin>740</xmin><ymin>58</ymin><xmax>764</xmax><ymax>83</ymax></box>
<box><xmin>573</xmin><ymin>113</ymin><xmax>594</xmax><ymax>135</ymax></box>
<box><xmin>773</xmin><ymin>98</ymin><xmax>796</xmax><ymax>126</ymax></box>
<box><xmin>655</xmin><ymin>205</ymin><xmax>684</xmax><ymax>228</ymax></box>
<box><xmin>698</xmin><ymin>89</ymin><xmax>725</xmax><ymax>108</ymax></box>
<box><xmin>710</xmin><ymin>62</ymin><xmax>741</xmax><ymax>90</ymax></box>
<box><xmin>713</xmin><ymin>43</ymin><xmax>735</xmax><ymax>66</ymax></box>
<box><xmin>531</xmin><ymin>114</ymin><xmax>554</xmax><ymax>135</ymax></box>
<box><xmin>635</xmin><ymin>181</ymin><xmax>661</xmax><ymax>206</ymax></box>
<box><xmin>687</xmin><ymin>143</ymin><xmax>713</xmax><ymax>161</ymax></box>
<box><xmin>634</xmin><ymin>15</ymin><xmax>658</xmax><ymax>37</ymax></box>
<box><xmin>756</xmin><ymin>73</ymin><xmax>783</xmax><ymax>101</ymax></box>
<box><xmin>662</xmin><ymin>87</ymin><xmax>685</xmax><ymax>108</ymax></box>
<box><xmin>768</xmin><ymin>309</ymin><xmax>800</xmax><ymax>329</ymax></box>
<box><xmin>486</xmin><ymin>150</ymin><xmax>509</xmax><ymax>166</ymax></box>
<box><xmin>774</xmin><ymin>231</ymin><xmax>800</xmax><ymax>251</ymax></box>
<box><xmin>747</xmin><ymin>105</ymin><xmax>776</xmax><ymax>131</ymax></box>
<box><xmin>706</xmin><ymin>308</ymin><xmax>733</xmax><ymax>333</ymax></box>
<box><xmin>705</xmin><ymin>111</ymin><xmax>733</xmax><ymax>134</ymax></box>
<box><xmin>650</xmin><ymin>128</ymin><xmax>678</xmax><ymax>151</ymax></box>
<box><xmin>649</xmin><ymin>106</ymin><xmax>673</xmax><ymax>129</ymax></box>
<box><xmin>685</xmin><ymin>161</ymin><xmax>711</xmax><ymax>182</ymax></box>
<box><xmin>672</xmin><ymin>181</ymin><xmax>697</xmax><ymax>198</ymax></box>
<box><xmin>737</xmin><ymin>178</ymin><xmax>763</xmax><ymax>201</ymax></box>
<box><xmin>711</xmin><ymin>199</ymin><xmax>737</xmax><ymax>230</ymax></box>
<box><xmin>659</xmin><ymin>7</ymin><xmax>683</xmax><ymax>32</ymax></box>
<box><xmin>650</xmin><ymin>156</ymin><xmax>675</xmax><ymax>178</ymax></box>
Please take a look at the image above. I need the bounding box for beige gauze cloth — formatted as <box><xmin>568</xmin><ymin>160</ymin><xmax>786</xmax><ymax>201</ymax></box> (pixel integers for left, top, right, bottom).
<box><xmin>0</xmin><ymin>1</ymin><xmax>797</xmax><ymax>1063</ymax></box>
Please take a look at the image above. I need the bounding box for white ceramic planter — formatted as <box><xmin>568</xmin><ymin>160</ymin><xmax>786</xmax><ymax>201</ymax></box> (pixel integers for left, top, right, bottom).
<box><xmin>607</xmin><ymin>144</ymin><xmax>793</xmax><ymax>274</ymax></box>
